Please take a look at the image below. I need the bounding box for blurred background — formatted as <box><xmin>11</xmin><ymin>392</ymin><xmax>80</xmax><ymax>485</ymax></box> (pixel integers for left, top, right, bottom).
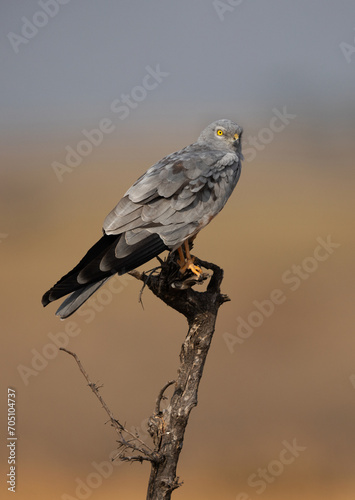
<box><xmin>1</xmin><ymin>1</ymin><xmax>355</xmax><ymax>499</ymax></box>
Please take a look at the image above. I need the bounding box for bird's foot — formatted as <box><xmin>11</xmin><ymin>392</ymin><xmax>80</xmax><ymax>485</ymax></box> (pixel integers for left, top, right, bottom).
<box><xmin>179</xmin><ymin>257</ymin><xmax>202</xmax><ymax>277</ymax></box>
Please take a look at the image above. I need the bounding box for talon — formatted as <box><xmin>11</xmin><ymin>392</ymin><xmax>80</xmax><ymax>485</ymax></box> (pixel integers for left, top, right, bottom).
<box><xmin>187</xmin><ymin>262</ymin><xmax>202</xmax><ymax>277</ymax></box>
<box><xmin>176</xmin><ymin>241</ymin><xmax>202</xmax><ymax>277</ymax></box>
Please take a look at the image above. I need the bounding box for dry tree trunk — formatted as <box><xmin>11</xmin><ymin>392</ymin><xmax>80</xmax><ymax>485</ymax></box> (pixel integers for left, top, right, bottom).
<box><xmin>132</xmin><ymin>255</ymin><xmax>230</xmax><ymax>499</ymax></box>
<box><xmin>61</xmin><ymin>254</ymin><xmax>230</xmax><ymax>500</ymax></box>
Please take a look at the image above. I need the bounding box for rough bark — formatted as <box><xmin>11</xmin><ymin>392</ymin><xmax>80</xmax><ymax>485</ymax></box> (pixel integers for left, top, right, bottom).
<box><xmin>130</xmin><ymin>254</ymin><xmax>230</xmax><ymax>499</ymax></box>
<box><xmin>61</xmin><ymin>253</ymin><xmax>230</xmax><ymax>499</ymax></box>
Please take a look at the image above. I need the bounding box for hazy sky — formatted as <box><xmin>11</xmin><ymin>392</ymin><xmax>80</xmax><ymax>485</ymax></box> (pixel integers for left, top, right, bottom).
<box><xmin>1</xmin><ymin>0</ymin><xmax>355</xmax><ymax>134</ymax></box>
<box><xmin>1</xmin><ymin>5</ymin><xmax>355</xmax><ymax>498</ymax></box>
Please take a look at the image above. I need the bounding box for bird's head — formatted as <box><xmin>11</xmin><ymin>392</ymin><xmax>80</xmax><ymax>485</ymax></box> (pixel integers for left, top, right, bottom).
<box><xmin>197</xmin><ymin>119</ymin><xmax>243</xmax><ymax>154</ymax></box>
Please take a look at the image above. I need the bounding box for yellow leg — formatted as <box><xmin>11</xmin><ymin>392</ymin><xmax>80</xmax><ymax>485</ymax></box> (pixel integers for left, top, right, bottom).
<box><xmin>177</xmin><ymin>240</ymin><xmax>202</xmax><ymax>277</ymax></box>
<box><xmin>177</xmin><ymin>246</ymin><xmax>185</xmax><ymax>268</ymax></box>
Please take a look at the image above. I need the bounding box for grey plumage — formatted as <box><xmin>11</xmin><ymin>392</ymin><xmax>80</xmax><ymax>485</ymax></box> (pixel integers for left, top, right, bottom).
<box><xmin>42</xmin><ymin>119</ymin><xmax>243</xmax><ymax>319</ymax></box>
<box><xmin>55</xmin><ymin>279</ymin><xmax>109</xmax><ymax>319</ymax></box>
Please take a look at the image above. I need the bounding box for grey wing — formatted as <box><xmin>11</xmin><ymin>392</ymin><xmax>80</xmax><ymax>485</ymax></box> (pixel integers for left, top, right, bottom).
<box><xmin>103</xmin><ymin>146</ymin><xmax>241</xmax><ymax>250</ymax></box>
<box><xmin>42</xmin><ymin>146</ymin><xmax>241</xmax><ymax>318</ymax></box>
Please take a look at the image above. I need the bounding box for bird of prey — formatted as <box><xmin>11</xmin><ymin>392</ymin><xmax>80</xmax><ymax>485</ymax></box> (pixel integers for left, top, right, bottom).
<box><xmin>42</xmin><ymin>119</ymin><xmax>243</xmax><ymax>319</ymax></box>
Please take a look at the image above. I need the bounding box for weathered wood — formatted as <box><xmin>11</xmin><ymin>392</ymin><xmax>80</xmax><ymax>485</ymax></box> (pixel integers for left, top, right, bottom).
<box><xmin>61</xmin><ymin>252</ymin><xmax>230</xmax><ymax>499</ymax></box>
<box><xmin>131</xmin><ymin>255</ymin><xmax>230</xmax><ymax>499</ymax></box>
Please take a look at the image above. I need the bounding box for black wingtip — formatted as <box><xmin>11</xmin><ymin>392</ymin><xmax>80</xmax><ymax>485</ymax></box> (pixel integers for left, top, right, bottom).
<box><xmin>41</xmin><ymin>291</ymin><xmax>51</xmax><ymax>307</ymax></box>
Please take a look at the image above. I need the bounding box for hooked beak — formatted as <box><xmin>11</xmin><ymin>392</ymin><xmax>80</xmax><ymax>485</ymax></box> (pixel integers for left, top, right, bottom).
<box><xmin>233</xmin><ymin>130</ymin><xmax>243</xmax><ymax>159</ymax></box>
<box><xmin>233</xmin><ymin>130</ymin><xmax>242</xmax><ymax>148</ymax></box>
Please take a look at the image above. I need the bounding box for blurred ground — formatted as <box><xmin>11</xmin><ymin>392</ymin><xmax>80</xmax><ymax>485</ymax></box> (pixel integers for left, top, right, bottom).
<box><xmin>1</xmin><ymin>117</ymin><xmax>354</xmax><ymax>499</ymax></box>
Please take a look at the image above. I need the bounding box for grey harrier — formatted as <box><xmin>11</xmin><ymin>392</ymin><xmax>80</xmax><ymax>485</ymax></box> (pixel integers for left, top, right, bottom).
<box><xmin>42</xmin><ymin>119</ymin><xmax>243</xmax><ymax>318</ymax></box>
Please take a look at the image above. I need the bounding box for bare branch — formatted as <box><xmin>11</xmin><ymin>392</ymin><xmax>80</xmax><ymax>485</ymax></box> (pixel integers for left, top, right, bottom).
<box><xmin>155</xmin><ymin>380</ymin><xmax>175</xmax><ymax>415</ymax></box>
<box><xmin>138</xmin><ymin>257</ymin><xmax>229</xmax><ymax>499</ymax></box>
<box><xmin>62</xmin><ymin>254</ymin><xmax>230</xmax><ymax>499</ymax></box>
<box><xmin>59</xmin><ymin>347</ymin><xmax>156</xmax><ymax>462</ymax></box>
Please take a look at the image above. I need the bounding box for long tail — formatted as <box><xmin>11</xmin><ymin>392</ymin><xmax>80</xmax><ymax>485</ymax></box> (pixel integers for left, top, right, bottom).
<box><xmin>55</xmin><ymin>278</ymin><xmax>109</xmax><ymax>319</ymax></box>
<box><xmin>42</xmin><ymin>233</ymin><xmax>168</xmax><ymax>318</ymax></box>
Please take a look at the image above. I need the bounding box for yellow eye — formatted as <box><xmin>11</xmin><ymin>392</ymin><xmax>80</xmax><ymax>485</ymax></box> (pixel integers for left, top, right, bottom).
<box><xmin>217</xmin><ymin>129</ymin><xmax>223</xmax><ymax>136</ymax></box>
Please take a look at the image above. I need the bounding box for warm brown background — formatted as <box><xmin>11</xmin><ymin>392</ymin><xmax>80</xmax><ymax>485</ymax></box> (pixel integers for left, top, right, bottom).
<box><xmin>2</xmin><ymin>2</ymin><xmax>355</xmax><ymax>499</ymax></box>
<box><xmin>1</xmin><ymin>120</ymin><xmax>354</xmax><ymax>499</ymax></box>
